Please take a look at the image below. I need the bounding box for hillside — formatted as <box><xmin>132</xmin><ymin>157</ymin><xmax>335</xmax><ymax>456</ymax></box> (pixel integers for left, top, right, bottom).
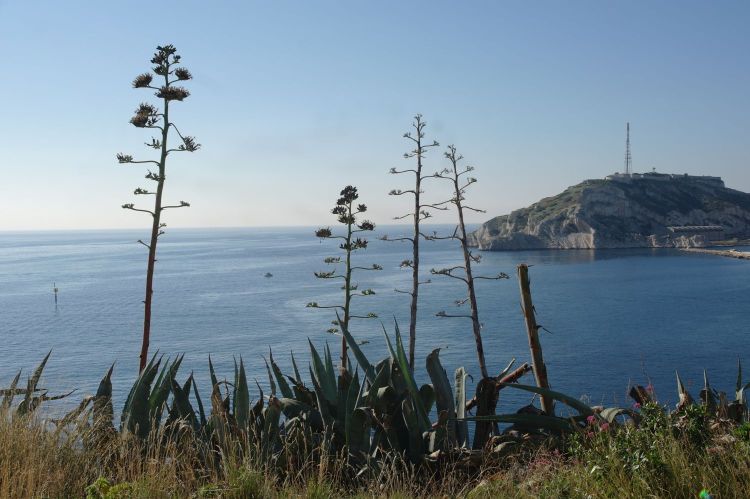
<box><xmin>469</xmin><ymin>174</ymin><xmax>750</xmax><ymax>250</ymax></box>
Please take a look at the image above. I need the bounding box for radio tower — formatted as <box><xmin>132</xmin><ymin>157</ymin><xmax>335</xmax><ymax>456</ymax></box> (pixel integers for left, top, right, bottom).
<box><xmin>624</xmin><ymin>122</ymin><xmax>632</xmax><ymax>175</ymax></box>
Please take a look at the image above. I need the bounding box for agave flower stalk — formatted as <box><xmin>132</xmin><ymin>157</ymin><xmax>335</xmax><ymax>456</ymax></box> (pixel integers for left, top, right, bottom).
<box><xmin>307</xmin><ymin>186</ymin><xmax>381</xmax><ymax>371</ymax></box>
<box><xmin>117</xmin><ymin>45</ymin><xmax>200</xmax><ymax>371</ymax></box>
<box><xmin>428</xmin><ymin>146</ymin><xmax>508</xmax><ymax>379</ymax></box>
<box><xmin>383</xmin><ymin>114</ymin><xmax>441</xmax><ymax>369</ymax></box>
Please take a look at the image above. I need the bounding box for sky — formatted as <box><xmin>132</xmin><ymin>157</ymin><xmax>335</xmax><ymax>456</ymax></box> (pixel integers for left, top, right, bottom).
<box><xmin>0</xmin><ymin>1</ymin><xmax>748</xmax><ymax>230</ymax></box>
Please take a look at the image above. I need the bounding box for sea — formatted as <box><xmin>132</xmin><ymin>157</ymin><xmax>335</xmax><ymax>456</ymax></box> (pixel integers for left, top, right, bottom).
<box><xmin>1</xmin><ymin>226</ymin><xmax>748</xmax><ymax>416</ymax></box>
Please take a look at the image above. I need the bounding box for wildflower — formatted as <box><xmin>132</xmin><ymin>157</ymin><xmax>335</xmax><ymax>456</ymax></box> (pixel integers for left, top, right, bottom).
<box><xmin>586</xmin><ymin>415</ymin><xmax>596</xmax><ymax>425</ymax></box>
<box><xmin>633</xmin><ymin>402</ymin><xmax>641</xmax><ymax>409</ymax></box>
<box><xmin>600</xmin><ymin>422</ymin><xmax>610</xmax><ymax>432</ymax></box>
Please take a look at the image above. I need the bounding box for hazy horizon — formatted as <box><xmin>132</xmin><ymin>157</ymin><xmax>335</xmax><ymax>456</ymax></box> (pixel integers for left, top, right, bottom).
<box><xmin>1</xmin><ymin>1</ymin><xmax>748</xmax><ymax>231</ymax></box>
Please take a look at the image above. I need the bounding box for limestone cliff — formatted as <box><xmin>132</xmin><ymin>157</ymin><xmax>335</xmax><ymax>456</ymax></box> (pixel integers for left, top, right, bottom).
<box><xmin>469</xmin><ymin>174</ymin><xmax>750</xmax><ymax>250</ymax></box>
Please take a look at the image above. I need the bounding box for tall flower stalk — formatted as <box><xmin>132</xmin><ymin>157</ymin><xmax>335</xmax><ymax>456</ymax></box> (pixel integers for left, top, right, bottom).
<box><xmin>307</xmin><ymin>186</ymin><xmax>381</xmax><ymax>371</ymax></box>
<box><xmin>429</xmin><ymin>146</ymin><xmax>508</xmax><ymax>379</ymax></box>
<box><xmin>384</xmin><ymin>114</ymin><xmax>440</xmax><ymax>369</ymax></box>
<box><xmin>117</xmin><ymin>45</ymin><xmax>199</xmax><ymax>371</ymax></box>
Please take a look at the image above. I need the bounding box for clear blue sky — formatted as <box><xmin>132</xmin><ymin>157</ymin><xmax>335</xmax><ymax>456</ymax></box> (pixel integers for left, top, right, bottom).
<box><xmin>0</xmin><ymin>1</ymin><xmax>748</xmax><ymax>230</ymax></box>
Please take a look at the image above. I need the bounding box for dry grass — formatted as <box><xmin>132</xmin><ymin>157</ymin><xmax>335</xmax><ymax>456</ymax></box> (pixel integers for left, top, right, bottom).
<box><xmin>1</xmin><ymin>408</ymin><xmax>749</xmax><ymax>498</ymax></box>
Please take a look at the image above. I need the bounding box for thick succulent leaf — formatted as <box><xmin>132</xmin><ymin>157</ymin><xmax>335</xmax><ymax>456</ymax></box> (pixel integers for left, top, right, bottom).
<box><xmin>737</xmin><ymin>358</ymin><xmax>743</xmax><ymax>394</ymax></box>
<box><xmin>235</xmin><ymin>357</ymin><xmax>250</xmax><ymax>431</ymax></box>
<box><xmin>324</xmin><ymin>342</ymin><xmax>336</xmax><ymax>383</ymax></box>
<box><xmin>459</xmin><ymin>413</ymin><xmax>576</xmax><ymax>433</ymax></box>
<box><xmin>269</xmin><ymin>349</ymin><xmax>293</xmax><ymax>398</ymax></box>
<box><xmin>56</xmin><ymin>396</ymin><xmax>93</xmax><ymax>430</ymax></box>
<box><xmin>290</xmin><ymin>351</ymin><xmax>302</xmax><ymax>383</ymax></box>
<box><xmin>345</xmin><ymin>371</ymin><xmax>361</xmax><ymax>446</ymax></box>
<box><xmin>401</xmin><ymin>398</ymin><xmax>424</xmax><ymax>463</ymax></box>
<box><xmin>676</xmin><ymin>371</ymin><xmax>694</xmax><ymax>409</ymax></box>
<box><xmin>1</xmin><ymin>370</ymin><xmax>22</xmax><ymax>411</ymax></box>
<box><xmin>419</xmin><ymin>384</ymin><xmax>435</xmax><ymax>415</ymax></box>
<box><xmin>18</xmin><ymin>350</ymin><xmax>51</xmax><ymax>416</ymax></box>
<box><xmin>149</xmin><ymin>354</ymin><xmax>183</xmax><ymax>425</ymax></box>
<box><xmin>497</xmin><ymin>357</ymin><xmax>516</xmax><ymax>379</ymax></box>
<box><xmin>340</xmin><ymin>313</ymin><xmax>376</xmax><ymax>382</ymax></box>
<box><xmin>309</xmin><ymin>365</ymin><xmax>333</xmax><ymax>426</ymax></box>
<box><xmin>279</xmin><ymin>397</ymin><xmax>322</xmax><ymax>428</ymax></box>
<box><xmin>263</xmin><ymin>358</ymin><xmax>277</xmax><ymax>396</ymax></box>
<box><xmin>599</xmin><ymin>407</ymin><xmax>640</xmax><ymax>424</ymax></box>
<box><xmin>191</xmin><ymin>374</ymin><xmax>207</xmax><ymax>427</ymax></box>
<box><xmin>169</xmin><ymin>377</ymin><xmax>197</xmax><ymax>428</ymax></box>
<box><xmin>455</xmin><ymin>367</ymin><xmax>469</xmax><ymax>447</ymax></box>
<box><xmin>497</xmin><ymin>382</ymin><xmax>594</xmax><ymax>416</ymax></box>
<box><xmin>122</xmin><ymin>355</ymin><xmax>162</xmax><ymax>438</ymax></box>
<box><xmin>208</xmin><ymin>355</ymin><xmax>218</xmax><ymax>388</ymax></box>
<box><xmin>261</xmin><ymin>397</ymin><xmax>282</xmax><ymax>460</ymax></box>
<box><xmin>93</xmin><ymin>364</ymin><xmax>115</xmax><ymax>431</ymax></box>
<box><xmin>426</xmin><ymin>349</ymin><xmax>455</xmax><ymax>416</ymax></box>
<box><xmin>391</xmin><ymin>322</ymin><xmax>430</xmax><ymax>431</ymax></box>
<box><xmin>309</xmin><ymin>340</ymin><xmax>337</xmax><ymax>405</ymax></box>
<box><xmin>349</xmin><ymin>408</ymin><xmax>371</xmax><ymax>456</ymax></box>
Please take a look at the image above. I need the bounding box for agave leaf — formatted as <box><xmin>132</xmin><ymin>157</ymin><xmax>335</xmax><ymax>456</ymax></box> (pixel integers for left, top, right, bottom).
<box><xmin>401</xmin><ymin>398</ymin><xmax>424</xmax><ymax>463</ymax></box>
<box><xmin>169</xmin><ymin>377</ymin><xmax>197</xmax><ymax>428</ymax></box>
<box><xmin>700</xmin><ymin>369</ymin><xmax>717</xmax><ymax>412</ymax></box>
<box><xmin>309</xmin><ymin>340</ymin><xmax>337</xmax><ymax>405</ymax></box>
<box><xmin>17</xmin><ymin>350</ymin><xmax>52</xmax><ymax>417</ymax></box>
<box><xmin>261</xmin><ymin>397</ymin><xmax>282</xmax><ymax>460</ymax></box>
<box><xmin>419</xmin><ymin>384</ymin><xmax>435</xmax><ymax>415</ymax></box>
<box><xmin>324</xmin><ymin>342</ymin><xmax>336</xmax><ymax>382</ymax></box>
<box><xmin>252</xmin><ymin>379</ymin><xmax>265</xmax><ymax>421</ymax></box>
<box><xmin>269</xmin><ymin>349</ymin><xmax>293</xmax><ymax>399</ymax></box>
<box><xmin>426</xmin><ymin>349</ymin><xmax>455</xmax><ymax>417</ymax></box>
<box><xmin>309</xmin><ymin>365</ymin><xmax>333</xmax><ymax>426</ymax></box>
<box><xmin>675</xmin><ymin>371</ymin><xmax>694</xmax><ymax>409</ymax></box>
<box><xmin>459</xmin><ymin>413</ymin><xmax>576</xmax><ymax>433</ymax></box>
<box><xmin>496</xmin><ymin>382</ymin><xmax>594</xmax><ymax>416</ymax></box>
<box><xmin>235</xmin><ymin>357</ymin><xmax>250</xmax><ymax>432</ymax></box>
<box><xmin>263</xmin><ymin>358</ymin><xmax>277</xmax><ymax>396</ymax></box>
<box><xmin>279</xmin><ymin>397</ymin><xmax>324</xmax><ymax>430</ymax></box>
<box><xmin>599</xmin><ymin>407</ymin><xmax>640</xmax><ymax>424</ymax></box>
<box><xmin>149</xmin><ymin>354</ymin><xmax>183</xmax><ymax>426</ymax></box>
<box><xmin>55</xmin><ymin>396</ymin><xmax>94</xmax><ymax>430</ymax></box>
<box><xmin>93</xmin><ymin>363</ymin><xmax>115</xmax><ymax>432</ymax></box>
<box><xmin>349</xmin><ymin>407</ymin><xmax>371</xmax><ymax>457</ymax></box>
<box><xmin>454</xmin><ymin>367</ymin><xmax>469</xmax><ymax>447</ymax></box>
<box><xmin>339</xmin><ymin>312</ymin><xmax>376</xmax><ymax>382</ymax></box>
<box><xmin>1</xmin><ymin>370</ymin><xmax>21</xmax><ymax>411</ymax></box>
<box><xmin>345</xmin><ymin>371</ymin><xmax>361</xmax><ymax>447</ymax></box>
<box><xmin>122</xmin><ymin>355</ymin><xmax>162</xmax><ymax>439</ymax></box>
<box><xmin>290</xmin><ymin>351</ymin><xmax>302</xmax><ymax>383</ymax></box>
<box><xmin>391</xmin><ymin>321</ymin><xmax>430</xmax><ymax>431</ymax></box>
<box><xmin>192</xmin><ymin>374</ymin><xmax>207</xmax><ymax>427</ymax></box>
<box><xmin>737</xmin><ymin>358</ymin><xmax>743</xmax><ymax>394</ymax></box>
<box><xmin>497</xmin><ymin>357</ymin><xmax>516</xmax><ymax>380</ymax></box>
<box><xmin>208</xmin><ymin>355</ymin><xmax>218</xmax><ymax>388</ymax></box>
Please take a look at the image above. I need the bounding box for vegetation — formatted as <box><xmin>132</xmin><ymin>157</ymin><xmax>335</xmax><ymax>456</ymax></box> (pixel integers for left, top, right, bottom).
<box><xmin>307</xmin><ymin>186</ymin><xmax>381</xmax><ymax>371</ymax></box>
<box><xmin>1</xmin><ymin>349</ymin><xmax>748</xmax><ymax>497</ymax></box>
<box><xmin>385</xmin><ymin>114</ymin><xmax>440</xmax><ymax>369</ymax></box>
<box><xmin>117</xmin><ymin>45</ymin><xmax>199</xmax><ymax>371</ymax></box>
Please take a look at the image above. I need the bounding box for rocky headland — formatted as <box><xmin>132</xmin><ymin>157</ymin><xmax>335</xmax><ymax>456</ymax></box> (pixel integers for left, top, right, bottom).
<box><xmin>469</xmin><ymin>173</ymin><xmax>750</xmax><ymax>250</ymax></box>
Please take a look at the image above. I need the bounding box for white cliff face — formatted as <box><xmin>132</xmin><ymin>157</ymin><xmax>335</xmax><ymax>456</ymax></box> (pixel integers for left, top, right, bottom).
<box><xmin>470</xmin><ymin>177</ymin><xmax>750</xmax><ymax>250</ymax></box>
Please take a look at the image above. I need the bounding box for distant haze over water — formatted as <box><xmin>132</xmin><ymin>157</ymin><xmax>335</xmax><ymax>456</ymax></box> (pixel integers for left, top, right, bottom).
<box><xmin>1</xmin><ymin>227</ymin><xmax>747</xmax><ymax>413</ymax></box>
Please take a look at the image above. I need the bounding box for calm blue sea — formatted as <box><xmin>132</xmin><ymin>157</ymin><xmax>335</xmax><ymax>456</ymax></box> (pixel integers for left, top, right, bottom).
<box><xmin>1</xmin><ymin>227</ymin><xmax>748</xmax><ymax>415</ymax></box>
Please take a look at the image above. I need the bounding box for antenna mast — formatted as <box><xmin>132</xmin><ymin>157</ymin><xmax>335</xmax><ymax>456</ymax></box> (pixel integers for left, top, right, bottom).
<box><xmin>624</xmin><ymin>122</ymin><xmax>632</xmax><ymax>175</ymax></box>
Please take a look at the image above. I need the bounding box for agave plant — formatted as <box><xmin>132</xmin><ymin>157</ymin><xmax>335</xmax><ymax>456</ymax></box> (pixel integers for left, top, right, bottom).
<box><xmin>1</xmin><ymin>351</ymin><xmax>74</xmax><ymax>419</ymax></box>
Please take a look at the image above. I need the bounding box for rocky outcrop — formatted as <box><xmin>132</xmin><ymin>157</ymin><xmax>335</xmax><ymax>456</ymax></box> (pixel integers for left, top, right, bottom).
<box><xmin>469</xmin><ymin>175</ymin><xmax>750</xmax><ymax>250</ymax></box>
